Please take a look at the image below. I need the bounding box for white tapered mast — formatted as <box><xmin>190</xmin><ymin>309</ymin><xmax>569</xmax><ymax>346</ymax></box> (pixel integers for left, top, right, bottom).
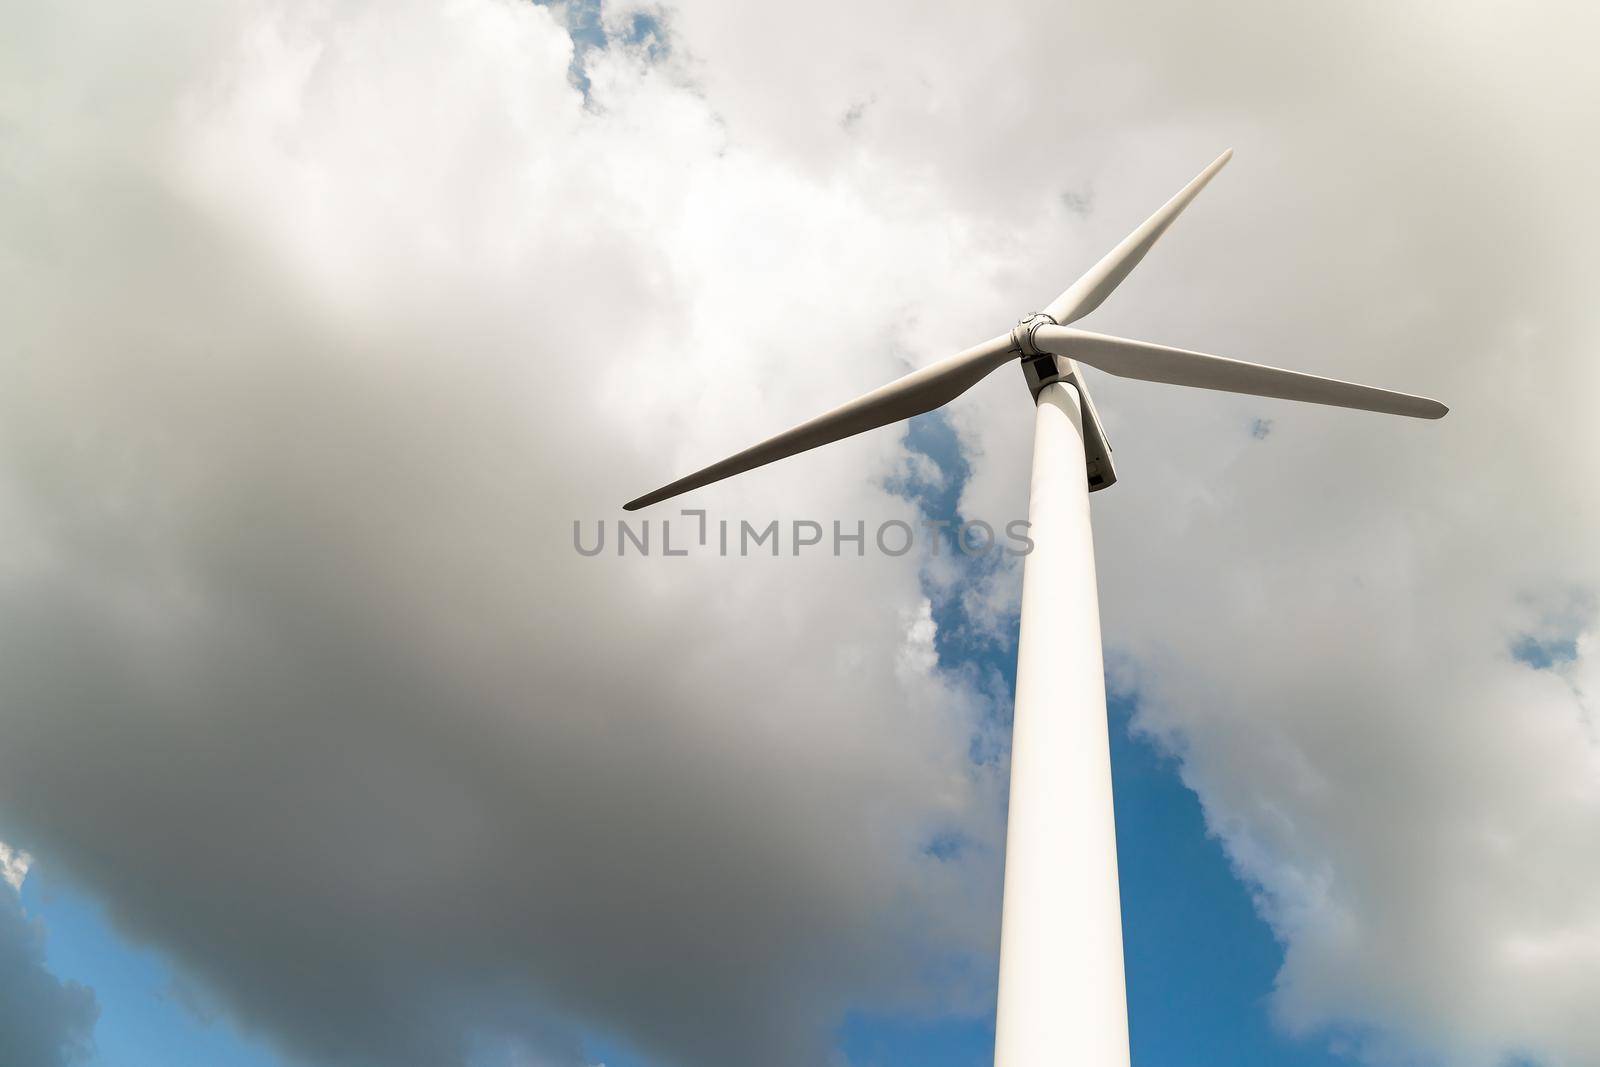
<box><xmin>995</xmin><ymin>380</ymin><xmax>1128</xmax><ymax>1067</ymax></box>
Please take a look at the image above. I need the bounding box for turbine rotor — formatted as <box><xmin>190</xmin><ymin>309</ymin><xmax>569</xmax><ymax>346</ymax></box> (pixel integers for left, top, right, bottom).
<box><xmin>625</xmin><ymin>150</ymin><xmax>1445</xmax><ymax>512</ymax></box>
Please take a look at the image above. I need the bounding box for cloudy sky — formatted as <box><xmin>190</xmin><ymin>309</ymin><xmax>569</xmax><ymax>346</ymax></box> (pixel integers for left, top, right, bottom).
<box><xmin>1</xmin><ymin>1</ymin><xmax>1597</xmax><ymax>1065</ymax></box>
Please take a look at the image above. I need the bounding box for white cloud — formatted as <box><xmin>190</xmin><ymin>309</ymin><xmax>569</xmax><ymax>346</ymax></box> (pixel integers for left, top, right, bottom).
<box><xmin>0</xmin><ymin>844</ymin><xmax>30</xmax><ymax>894</ymax></box>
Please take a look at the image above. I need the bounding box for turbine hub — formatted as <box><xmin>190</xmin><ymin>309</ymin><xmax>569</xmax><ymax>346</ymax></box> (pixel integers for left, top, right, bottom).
<box><xmin>1011</xmin><ymin>313</ymin><xmax>1058</xmax><ymax>357</ymax></box>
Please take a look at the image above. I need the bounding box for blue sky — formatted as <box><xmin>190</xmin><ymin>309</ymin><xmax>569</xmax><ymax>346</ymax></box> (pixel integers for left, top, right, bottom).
<box><xmin>13</xmin><ymin>408</ymin><xmax>1358</xmax><ymax>1067</ymax></box>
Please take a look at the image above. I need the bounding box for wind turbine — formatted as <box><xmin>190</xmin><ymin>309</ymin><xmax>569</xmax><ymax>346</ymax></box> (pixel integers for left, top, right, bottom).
<box><xmin>625</xmin><ymin>150</ymin><xmax>1446</xmax><ymax>1067</ymax></box>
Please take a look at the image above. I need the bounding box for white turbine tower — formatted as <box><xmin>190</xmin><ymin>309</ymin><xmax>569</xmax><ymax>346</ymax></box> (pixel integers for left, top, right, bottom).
<box><xmin>625</xmin><ymin>151</ymin><xmax>1446</xmax><ymax>1067</ymax></box>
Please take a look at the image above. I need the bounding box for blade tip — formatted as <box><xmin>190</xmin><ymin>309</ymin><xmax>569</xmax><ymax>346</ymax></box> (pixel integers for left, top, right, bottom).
<box><xmin>1407</xmin><ymin>398</ymin><xmax>1448</xmax><ymax>419</ymax></box>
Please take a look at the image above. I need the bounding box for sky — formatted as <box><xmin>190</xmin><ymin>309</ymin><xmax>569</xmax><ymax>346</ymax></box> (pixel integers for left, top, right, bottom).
<box><xmin>0</xmin><ymin>1</ymin><xmax>1597</xmax><ymax>1066</ymax></box>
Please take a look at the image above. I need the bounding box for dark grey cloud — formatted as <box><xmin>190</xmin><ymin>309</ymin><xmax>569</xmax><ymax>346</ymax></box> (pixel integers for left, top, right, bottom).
<box><xmin>0</xmin><ymin>3</ymin><xmax>1003</xmax><ymax>1065</ymax></box>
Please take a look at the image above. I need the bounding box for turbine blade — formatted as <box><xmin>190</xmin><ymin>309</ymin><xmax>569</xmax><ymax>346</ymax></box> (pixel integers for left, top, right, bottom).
<box><xmin>1044</xmin><ymin>150</ymin><xmax>1232</xmax><ymax>326</ymax></box>
<box><xmin>625</xmin><ymin>334</ymin><xmax>1018</xmax><ymax>510</ymax></box>
<box><xmin>1034</xmin><ymin>326</ymin><xmax>1449</xmax><ymax>419</ymax></box>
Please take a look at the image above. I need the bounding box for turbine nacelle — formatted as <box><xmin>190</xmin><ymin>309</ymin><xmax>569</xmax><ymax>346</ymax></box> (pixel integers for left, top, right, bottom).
<box><xmin>1019</xmin><ymin>348</ymin><xmax>1117</xmax><ymax>492</ymax></box>
<box><xmin>625</xmin><ymin>151</ymin><xmax>1446</xmax><ymax>512</ymax></box>
<box><xmin>1010</xmin><ymin>311</ymin><xmax>1118</xmax><ymax>490</ymax></box>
